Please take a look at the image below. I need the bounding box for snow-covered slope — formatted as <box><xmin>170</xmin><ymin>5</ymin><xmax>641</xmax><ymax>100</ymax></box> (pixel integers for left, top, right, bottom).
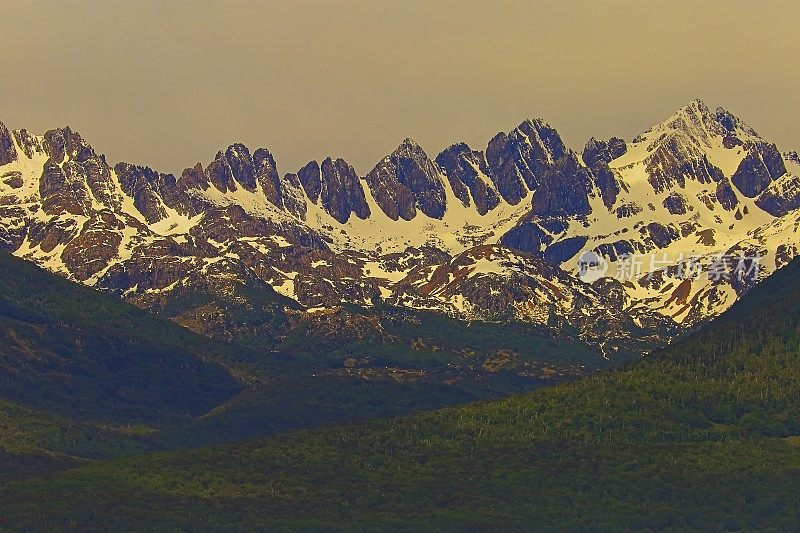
<box><xmin>1</xmin><ymin>99</ymin><xmax>798</xmax><ymax>354</ymax></box>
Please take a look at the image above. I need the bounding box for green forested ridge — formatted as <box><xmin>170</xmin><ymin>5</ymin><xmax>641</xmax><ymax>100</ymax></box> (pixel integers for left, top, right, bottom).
<box><xmin>148</xmin><ymin>374</ymin><xmax>478</xmax><ymax>450</ymax></box>
<box><xmin>3</xmin><ymin>258</ymin><xmax>800</xmax><ymax>529</ymax></box>
<box><xmin>0</xmin><ymin>250</ymin><xmax>605</xmax><ymax>462</ymax></box>
<box><xmin>0</xmin><ymin>398</ymin><xmax>154</xmax><ymax>484</ymax></box>
<box><xmin>0</xmin><ymin>252</ymin><xmax>243</xmax><ymax>424</ymax></box>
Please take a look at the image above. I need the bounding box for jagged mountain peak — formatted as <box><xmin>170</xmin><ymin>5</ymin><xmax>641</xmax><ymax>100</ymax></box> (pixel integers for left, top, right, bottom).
<box><xmin>515</xmin><ymin>117</ymin><xmax>551</xmax><ymax>132</ymax></box>
<box><xmin>638</xmin><ymin>99</ymin><xmax>760</xmax><ymax>148</ymax></box>
<box><xmin>365</xmin><ymin>136</ymin><xmax>447</xmax><ymax>221</ymax></box>
<box><xmin>515</xmin><ymin>118</ymin><xmax>568</xmax><ymax>161</ymax></box>
<box><xmin>713</xmin><ymin>106</ymin><xmax>759</xmax><ymax>138</ymax></box>
<box><xmin>41</xmin><ymin>126</ymin><xmax>102</xmax><ymax>165</ymax></box>
<box><xmin>608</xmin><ymin>99</ymin><xmax>776</xmax><ymax>201</ymax></box>
<box><xmin>582</xmin><ymin>136</ymin><xmax>628</xmax><ymax>168</ymax></box>
<box><xmin>384</xmin><ymin>138</ymin><xmax>439</xmax><ymax>171</ymax></box>
<box><xmin>397</xmin><ymin>137</ymin><xmax>425</xmax><ymax>151</ymax></box>
<box><xmin>679</xmin><ymin>97</ymin><xmax>710</xmax><ymax>113</ymax></box>
<box><xmin>438</xmin><ymin>140</ymin><xmax>472</xmax><ymax>155</ymax></box>
<box><xmin>671</xmin><ymin>98</ymin><xmax>756</xmax><ymax>135</ymax></box>
<box><xmin>2</xmin><ymin>102</ymin><xmax>799</xmax><ymax>344</ymax></box>
<box><xmin>658</xmin><ymin>99</ymin><xmax>718</xmax><ymax>136</ymax></box>
<box><xmin>0</xmin><ymin>121</ymin><xmax>17</xmax><ymax>165</ymax></box>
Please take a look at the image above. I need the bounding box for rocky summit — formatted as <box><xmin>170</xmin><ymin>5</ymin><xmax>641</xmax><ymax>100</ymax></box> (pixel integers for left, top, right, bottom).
<box><xmin>2</xmin><ymin>99</ymin><xmax>799</xmax><ymax>357</ymax></box>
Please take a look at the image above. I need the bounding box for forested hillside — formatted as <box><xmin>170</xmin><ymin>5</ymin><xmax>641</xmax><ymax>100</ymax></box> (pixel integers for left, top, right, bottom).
<box><xmin>3</xmin><ymin>259</ymin><xmax>800</xmax><ymax>529</ymax></box>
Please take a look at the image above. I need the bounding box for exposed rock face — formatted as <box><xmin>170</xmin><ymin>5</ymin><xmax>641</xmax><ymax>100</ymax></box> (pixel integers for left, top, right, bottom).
<box><xmin>594</xmin><ymin>240</ymin><xmax>639</xmax><ymax>262</ymax></box>
<box><xmin>297</xmin><ymin>161</ymin><xmax>321</xmax><ymax>203</ymax></box>
<box><xmin>615</xmin><ymin>203</ymin><xmax>643</xmax><ymax>219</ymax></box>
<box><xmin>646</xmin><ymin>143</ymin><xmax>725</xmax><ymax>193</ymax></box>
<box><xmin>1</xmin><ymin>171</ymin><xmax>23</xmax><ymax>189</ymax></box>
<box><xmin>364</xmin><ymin>160</ymin><xmax>416</xmax><ymax>221</ymax></box>
<box><xmin>629</xmin><ymin>101</ymin><xmax>748</xmax><ymax>195</ymax></box>
<box><xmin>590</xmin><ymin>163</ymin><xmax>621</xmax><ymax>209</ymax></box>
<box><xmin>12</xmin><ymin>129</ymin><xmax>45</xmax><ymax>159</ymax></box>
<box><xmin>756</xmin><ymin>174</ymin><xmax>800</xmax><ymax>216</ymax></box>
<box><xmin>715</xmin><ymin>179</ymin><xmax>739</xmax><ymax>211</ymax></box>
<box><xmin>500</xmin><ymin>214</ymin><xmax>561</xmax><ymax>257</ymax></box>
<box><xmin>206</xmin><ymin>151</ymin><xmax>237</xmax><ymax>193</ymax></box>
<box><xmin>582</xmin><ymin>137</ymin><xmax>627</xmax><ymax>167</ymax></box>
<box><xmin>174</xmin><ymin>164</ymin><xmax>215</xmax><ymax>214</ymax></box>
<box><xmin>663</xmin><ymin>192</ymin><xmax>690</xmax><ymax>215</ymax></box>
<box><xmin>280</xmin><ymin>171</ymin><xmax>307</xmax><ymax>220</ymax></box>
<box><xmin>225</xmin><ymin>144</ymin><xmax>257</xmax><ymax>191</ymax></box>
<box><xmin>366</xmin><ymin>139</ymin><xmax>447</xmax><ymax>220</ymax></box>
<box><xmin>715</xmin><ymin>106</ymin><xmax>757</xmax><ymax>146</ymax></box>
<box><xmin>61</xmin><ymin>217</ymin><xmax>124</xmax><ymax>281</ymax></box>
<box><xmin>485</xmin><ymin>131</ymin><xmax>528</xmax><ymax>205</ymax></box>
<box><xmin>485</xmin><ymin>119</ymin><xmax>594</xmax><ymax>219</ymax></box>
<box><xmin>204</xmin><ymin>144</ymin><xmax>275</xmax><ymax>197</ymax></box>
<box><xmin>489</xmin><ymin>124</ymin><xmax>597</xmax><ymax>259</ymax></box>
<box><xmin>543</xmin><ymin>236</ymin><xmax>588</xmax><ymax>264</ymax></box>
<box><xmin>320</xmin><ymin>158</ymin><xmax>370</xmax><ymax>223</ymax></box>
<box><xmin>486</xmin><ymin>119</ymin><xmax>566</xmax><ymax>204</ymax></box>
<box><xmin>642</xmin><ymin>222</ymin><xmax>679</xmax><ymax>249</ymax></box>
<box><xmin>531</xmin><ymin>154</ymin><xmax>593</xmax><ymax>218</ymax></box>
<box><xmin>435</xmin><ymin>143</ymin><xmax>500</xmax><ymax>215</ymax></box>
<box><xmin>731</xmin><ymin>142</ymin><xmax>786</xmax><ymax>198</ymax></box>
<box><xmin>582</xmin><ymin>137</ymin><xmax>626</xmax><ymax>209</ymax></box>
<box><xmin>38</xmin><ymin>161</ymin><xmax>84</xmax><ymax>215</ymax></box>
<box><xmin>0</xmin><ymin>122</ymin><xmax>17</xmax><ymax>166</ymax></box>
<box><xmin>115</xmin><ymin>163</ymin><xmax>171</xmax><ymax>223</ymax></box>
<box><xmin>2</xmin><ymin>99</ymin><xmax>799</xmax><ymax>355</ymax></box>
<box><xmin>38</xmin><ymin>128</ymin><xmax>122</xmax><ymax>215</ymax></box>
<box><xmin>253</xmin><ymin>148</ymin><xmax>283</xmax><ymax>207</ymax></box>
<box><xmin>43</xmin><ymin>127</ymin><xmax>96</xmax><ymax>165</ymax></box>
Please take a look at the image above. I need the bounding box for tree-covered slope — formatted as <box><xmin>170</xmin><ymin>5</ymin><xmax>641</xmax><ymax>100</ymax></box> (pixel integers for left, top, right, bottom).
<box><xmin>0</xmin><ymin>248</ymin><xmax>614</xmax><ymax>461</ymax></box>
<box><xmin>0</xmin><ymin>398</ymin><xmax>153</xmax><ymax>484</ymax></box>
<box><xmin>4</xmin><ymin>258</ymin><xmax>800</xmax><ymax>529</ymax></box>
<box><xmin>0</xmin><ymin>252</ymin><xmax>242</xmax><ymax>424</ymax></box>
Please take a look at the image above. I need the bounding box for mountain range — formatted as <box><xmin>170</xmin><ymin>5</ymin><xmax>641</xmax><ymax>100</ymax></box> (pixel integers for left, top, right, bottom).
<box><xmin>2</xmin><ymin>99</ymin><xmax>799</xmax><ymax>360</ymax></box>
<box><xmin>3</xmin><ymin>98</ymin><xmax>800</xmax><ymax>529</ymax></box>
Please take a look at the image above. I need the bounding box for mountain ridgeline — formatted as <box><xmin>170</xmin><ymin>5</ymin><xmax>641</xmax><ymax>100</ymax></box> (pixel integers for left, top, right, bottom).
<box><xmin>1</xmin><ymin>99</ymin><xmax>800</xmax><ymax>359</ymax></box>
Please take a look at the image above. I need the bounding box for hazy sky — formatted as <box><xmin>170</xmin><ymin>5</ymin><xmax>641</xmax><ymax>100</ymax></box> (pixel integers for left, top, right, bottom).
<box><xmin>1</xmin><ymin>0</ymin><xmax>797</xmax><ymax>175</ymax></box>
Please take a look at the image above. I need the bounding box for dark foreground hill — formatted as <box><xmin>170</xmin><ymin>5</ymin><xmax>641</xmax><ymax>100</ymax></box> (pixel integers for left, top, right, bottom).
<box><xmin>3</xmin><ymin>261</ymin><xmax>800</xmax><ymax>529</ymax></box>
<box><xmin>0</xmin><ymin>248</ymin><xmax>611</xmax><ymax>490</ymax></box>
<box><xmin>0</xmin><ymin>251</ymin><xmax>242</xmax><ymax>424</ymax></box>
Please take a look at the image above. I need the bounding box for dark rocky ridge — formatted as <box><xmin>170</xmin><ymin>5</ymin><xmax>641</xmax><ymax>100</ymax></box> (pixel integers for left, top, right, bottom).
<box><xmin>731</xmin><ymin>142</ymin><xmax>787</xmax><ymax>198</ymax></box>
<box><xmin>582</xmin><ymin>137</ymin><xmax>627</xmax><ymax>167</ymax></box>
<box><xmin>115</xmin><ymin>163</ymin><xmax>176</xmax><ymax>223</ymax></box>
<box><xmin>435</xmin><ymin>143</ymin><xmax>501</xmax><ymax>215</ymax></box>
<box><xmin>582</xmin><ymin>137</ymin><xmax>626</xmax><ymax>208</ymax></box>
<box><xmin>0</xmin><ymin>122</ymin><xmax>17</xmax><ymax>166</ymax></box>
<box><xmin>485</xmin><ymin>119</ymin><xmax>566</xmax><ymax>205</ymax></box>
<box><xmin>296</xmin><ymin>161</ymin><xmax>321</xmax><ymax>203</ymax></box>
<box><xmin>366</xmin><ymin>139</ymin><xmax>447</xmax><ymax>220</ymax></box>
<box><xmin>1</xmin><ymin>99</ymin><xmax>799</xmax><ymax>345</ymax></box>
<box><xmin>319</xmin><ymin>157</ymin><xmax>370</xmax><ymax>223</ymax></box>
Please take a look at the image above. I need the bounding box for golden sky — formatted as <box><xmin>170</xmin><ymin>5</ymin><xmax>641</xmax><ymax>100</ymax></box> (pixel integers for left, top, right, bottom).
<box><xmin>1</xmin><ymin>0</ymin><xmax>797</xmax><ymax>175</ymax></box>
